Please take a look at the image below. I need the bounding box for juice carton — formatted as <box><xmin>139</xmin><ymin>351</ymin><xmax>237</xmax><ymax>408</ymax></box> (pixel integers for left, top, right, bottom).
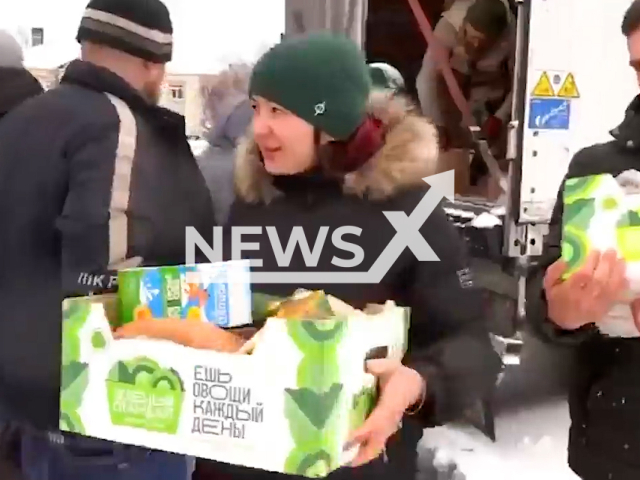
<box><xmin>117</xmin><ymin>260</ymin><xmax>252</xmax><ymax>328</ymax></box>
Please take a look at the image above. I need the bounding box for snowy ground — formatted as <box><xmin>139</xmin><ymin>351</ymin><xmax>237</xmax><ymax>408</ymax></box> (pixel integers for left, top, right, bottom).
<box><xmin>416</xmin><ymin>332</ymin><xmax>581</xmax><ymax>480</ymax></box>
<box><xmin>419</xmin><ymin>399</ymin><xmax>577</xmax><ymax>480</ymax></box>
<box><xmin>189</xmin><ymin>138</ymin><xmax>209</xmax><ymax>157</ymax></box>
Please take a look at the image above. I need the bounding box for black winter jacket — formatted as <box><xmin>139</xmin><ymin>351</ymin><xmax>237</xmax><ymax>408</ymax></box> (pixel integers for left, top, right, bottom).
<box><xmin>0</xmin><ymin>67</ymin><xmax>43</xmax><ymax>120</ymax></box>
<box><xmin>0</xmin><ymin>60</ymin><xmax>215</xmax><ymax>430</ymax></box>
<box><xmin>527</xmin><ymin>96</ymin><xmax>640</xmax><ymax>480</ymax></box>
<box><xmin>207</xmin><ymin>93</ymin><xmax>502</xmax><ymax>480</ymax></box>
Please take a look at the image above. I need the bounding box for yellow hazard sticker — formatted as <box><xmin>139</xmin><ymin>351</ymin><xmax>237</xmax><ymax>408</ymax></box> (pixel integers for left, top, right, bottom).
<box><xmin>557</xmin><ymin>73</ymin><xmax>580</xmax><ymax>98</ymax></box>
<box><xmin>531</xmin><ymin>71</ymin><xmax>555</xmax><ymax>97</ymax></box>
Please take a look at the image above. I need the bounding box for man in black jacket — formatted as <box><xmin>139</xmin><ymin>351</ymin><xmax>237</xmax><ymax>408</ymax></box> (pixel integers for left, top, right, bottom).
<box><xmin>0</xmin><ymin>0</ymin><xmax>215</xmax><ymax>478</ymax></box>
<box><xmin>0</xmin><ymin>29</ymin><xmax>43</xmax><ymax>121</ymax></box>
<box><xmin>527</xmin><ymin>2</ymin><xmax>640</xmax><ymax>479</ymax></box>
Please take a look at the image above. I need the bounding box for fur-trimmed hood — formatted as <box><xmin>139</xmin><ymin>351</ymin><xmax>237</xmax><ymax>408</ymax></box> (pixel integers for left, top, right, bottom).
<box><xmin>234</xmin><ymin>92</ymin><xmax>440</xmax><ymax>203</ymax></box>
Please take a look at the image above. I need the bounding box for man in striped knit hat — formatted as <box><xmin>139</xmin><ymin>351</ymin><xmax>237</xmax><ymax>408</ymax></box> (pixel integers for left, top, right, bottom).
<box><xmin>0</xmin><ymin>0</ymin><xmax>214</xmax><ymax>478</ymax></box>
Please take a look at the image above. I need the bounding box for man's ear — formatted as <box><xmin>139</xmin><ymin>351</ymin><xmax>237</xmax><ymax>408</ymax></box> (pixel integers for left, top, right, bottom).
<box><xmin>142</xmin><ymin>60</ymin><xmax>165</xmax><ymax>75</ymax></box>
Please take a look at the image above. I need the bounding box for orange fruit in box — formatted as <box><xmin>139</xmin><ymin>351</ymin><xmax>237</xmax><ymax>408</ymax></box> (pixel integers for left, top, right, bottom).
<box><xmin>133</xmin><ymin>305</ymin><xmax>152</xmax><ymax>322</ymax></box>
<box><xmin>186</xmin><ymin>306</ymin><xmax>202</xmax><ymax>322</ymax></box>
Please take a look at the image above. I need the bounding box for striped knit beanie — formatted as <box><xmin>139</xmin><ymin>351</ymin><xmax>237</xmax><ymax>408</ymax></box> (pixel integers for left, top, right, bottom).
<box><xmin>76</xmin><ymin>0</ymin><xmax>173</xmax><ymax>63</ymax></box>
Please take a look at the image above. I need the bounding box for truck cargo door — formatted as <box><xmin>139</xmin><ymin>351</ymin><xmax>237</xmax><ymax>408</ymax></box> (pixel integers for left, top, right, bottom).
<box><xmin>284</xmin><ymin>0</ymin><xmax>368</xmax><ymax>47</ymax></box>
<box><xmin>511</xmin><ymin>0</ymin><xmax>637</xmax><ymax>225</ymax></box>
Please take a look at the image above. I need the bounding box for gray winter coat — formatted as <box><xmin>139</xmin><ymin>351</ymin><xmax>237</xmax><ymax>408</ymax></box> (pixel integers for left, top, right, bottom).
<box><xmin>197</xmin><ymin>97</ymin><xmax>252</xmax><ymax>224</ymax></box>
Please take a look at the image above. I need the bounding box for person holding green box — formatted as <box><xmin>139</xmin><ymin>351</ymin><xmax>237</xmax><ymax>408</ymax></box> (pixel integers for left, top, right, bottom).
<box><xmin>527</xmin><ymin>2</ymin><xmax>640</xmax><ymax>478</ymax></box>
<box><xmin>188</xmin><ymin>32</ymin><xmax>501</xmax><ymax>480</ymax></box>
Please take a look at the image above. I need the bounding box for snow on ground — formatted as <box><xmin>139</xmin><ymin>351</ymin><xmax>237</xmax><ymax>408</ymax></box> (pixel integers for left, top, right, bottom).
<box><xmin>419</xmin><ymin>399</ymin><xmax>578</xmax><ymax>480</ymax></box>
<box><xmin>189</xmin><ymin>138</ymin><xmax>209</xmax><ymax>157</ymax></box>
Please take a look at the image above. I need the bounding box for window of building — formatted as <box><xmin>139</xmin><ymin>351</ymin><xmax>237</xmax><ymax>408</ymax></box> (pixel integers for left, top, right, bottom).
<box><xmin>31</xmin><ymin>27</ymin><xmax>44</xmax><ymax>47</ymax></box>
<box><xmin>169</xmin><ymin>85</ymin><xmax>184</xmax><ymax>100</ymax></box>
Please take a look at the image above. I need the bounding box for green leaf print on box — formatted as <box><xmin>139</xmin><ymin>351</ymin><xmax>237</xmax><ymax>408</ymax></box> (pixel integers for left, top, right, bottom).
<box><xmin>561</xmin><ymin>176</ymin><xmax>601</xmax><ymax>277</ymax></box>
<box><xmin>285</xmin><ymin>384</ymin><xmax>344</xmax><ymax>431</ymax></box>
<box><xmin>59</xmin><ymin>298</ymin><xmax>93</xmax><ymax>434</ymax></box>
<box><xmin>283</xmin><ymin>313</ymin><xmax>347</xmax><ymax>478</ymax></box>
<box><xmin>561</xmin><ymin>227</ymin><xmax>591</xmax><ymax>276</ymax></box>
<box><xmin>349</xmin><ymin>387</ymin><xmax>376</xmax><ymax>433</ymax></box>
<box><xmin>106</xmin><ymin>356</ymin><xmax>185</xmax><ymax>434</ymax></box>
<box><xmin>563</xmin><ymin>198</ymin><xmax>596</xmax><ymax>232</ymax></box>
<box><xmin>62</xmin><ymin>299</ymin><xmax>91</xmax><ymax>365</ymax></box>
<box><xmin>91</xmin><ymin>330</ymin><xmax>107</xmax><ymax>349</ymax></box>
<box><xmin>616</xmin><ymin>210</ymin><xmax>640</xmax><ymax>261</ymax></box>
<box><xmin>563</xmin><ymin>175</ymin><xmax>602</xmax><ymax>203</ymax></box>
<box><xmin>60</xmin><ymin>361</ymin><xmax>89</xmax><ymax>433</ymax></box>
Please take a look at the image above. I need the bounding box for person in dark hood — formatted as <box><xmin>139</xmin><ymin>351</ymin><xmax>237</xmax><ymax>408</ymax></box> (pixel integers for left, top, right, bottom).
<box><xmin>0</xmin><ymin>0</ymin><xmax>213</xmax><ymax>479</ymax></box>
<box><xmin>197</xmin><ymin>94</ymin><xmax>252</xmax><ymax>223</ymax></box>
<box><xmin>124</xmin><ymin>32</ymin><xmax>500</xmax><ymax>480</ymax></box>
<box><xmin>0</xmin><ymin>30</ymin><xmax>43</xmax><ymax>121</ymax></box>
<box><xmin>0</xmin><ymin>29</ymin><xmax>43</xmax><ymax>475</ymax></box>
<box><xmin>527</xmin><ymin>2</ymin><xmax>640</xmax><ymax>479</ymax></box>
<box><xmin>368</xmin><ymin>61</ymin><xmax>406</xmax><ymax>95</ymax></box>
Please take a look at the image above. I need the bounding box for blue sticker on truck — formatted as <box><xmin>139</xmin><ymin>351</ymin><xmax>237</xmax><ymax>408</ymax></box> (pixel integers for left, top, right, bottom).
<box><xmin>528</xmin><ymin>98</ymin><xmax>571</xmax><ymax>130</ymax></box>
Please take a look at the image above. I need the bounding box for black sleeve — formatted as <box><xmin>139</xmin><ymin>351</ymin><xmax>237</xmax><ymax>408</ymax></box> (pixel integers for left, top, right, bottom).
<box><xmin>525</xmin><ymin>151</ymin><xmax>597</xmax><ymax>344</ymax></box>
<box><xmin>56</xmin><ymin>122</ymin><xmax>124</xmax><ymax>298</ymax></box>
<box><xmin>0</xmin><ymin>104</ymin><xmax>78</xmax><ymax>429</ymax></box>
<box><xmin>404</xmin><ymin>202</ymin><xmax>502</xmax><ymax>426</ymax></box>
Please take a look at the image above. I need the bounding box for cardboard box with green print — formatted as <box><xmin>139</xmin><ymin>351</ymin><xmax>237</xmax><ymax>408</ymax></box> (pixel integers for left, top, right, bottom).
<box><xmin>561</xmin><ymin>171</ymin><xmax>640</xmax><ymax>335</ymax></box>
<box><xmin>59</xmin><ymin>285</ymin><xmax>409</xmax><ymax>477</ymax></box>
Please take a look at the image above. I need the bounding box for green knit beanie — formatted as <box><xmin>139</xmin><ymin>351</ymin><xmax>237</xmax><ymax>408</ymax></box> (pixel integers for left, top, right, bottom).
<box><xmin>249</xmin><ymin>32</ymin><xmax>372</xmax><ymax>141</ymax></box>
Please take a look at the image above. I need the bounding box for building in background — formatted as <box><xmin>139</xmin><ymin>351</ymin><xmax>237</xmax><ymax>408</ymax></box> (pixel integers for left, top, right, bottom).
<box><xmin>9</xmin><ymin>0</ymin><xmax>284</xmax><ymax>138</ymax></box>
<box><xmin>30</xmin><ymin>27</ymin><xmax>44</xmax><ymax>46</ymax></box>
<box><xmin>21</xmin><ymin>40</ymin><xmax>228</xmax><ymax>138</ymax></box>
<box><xmin>284</xmin><ymin>0</ymin><xmax>366</xmax><ymax>45</ymax></box>
<box><xmin>23</xmin><ymin>41</ymin><xmax>79</xmax><ymax>90</ymax></box>
<box><xmin>160</xmin><ymin>58</ymin><xmax>229</xmax><ymax>138</ymax></box>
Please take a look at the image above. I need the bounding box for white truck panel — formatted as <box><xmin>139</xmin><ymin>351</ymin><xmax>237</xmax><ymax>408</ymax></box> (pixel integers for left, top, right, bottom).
<box><xmin>518</xmin><ymin>0</ymin><xmax>637</xmax><ymax>223</ymax></box>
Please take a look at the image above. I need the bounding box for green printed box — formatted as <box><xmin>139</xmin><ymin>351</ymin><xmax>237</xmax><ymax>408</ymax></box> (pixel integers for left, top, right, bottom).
<box><xmin>117</xmin><ymin>260</ymin><xmax>252</xmax><ymax>328</ymax></box>
<box><xmin>59</xmin><ymin>291</ymin><xmax>409</xmax><ymax>477</ymax></box>
<box><xmin>561</xmin><ymin>172</ymin><xmax>640</xmax><ymax>336</ymax></box>
<box><xmin>562</xmin><ymin>173</ymin><xmax>640</xmax><ymax>276</ymax></box>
